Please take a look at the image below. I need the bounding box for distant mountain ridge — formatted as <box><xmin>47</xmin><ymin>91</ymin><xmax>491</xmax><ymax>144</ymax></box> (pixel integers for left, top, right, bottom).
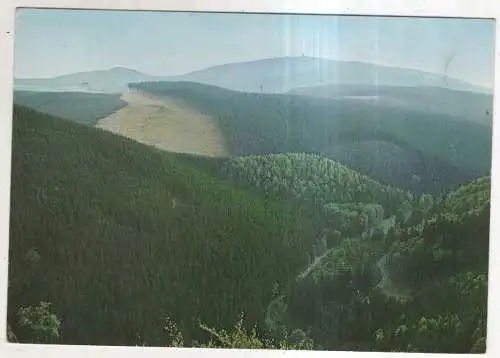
<box><xmin>130</xmin><ymin>81</ymin><xmax>491</xmax><ymax>196</ymax></box>
<box><xmin>15</xmin><ymin>67</ymin><xmax>168</xmax><ymax>93</ymax></box>
<box><xmin>289</xmin><ymin>84</ymin><xmax>493</xmax><ymax>126</ymax></box>
<box><xmin>167</xmin><ymin>56</ymin><xmax>491</xmax><ymax>94</ymax></box>
<box><xmin>14</xmin><ymin>56</ymin><xmax>491</xmax><ymax>94</ymax></box>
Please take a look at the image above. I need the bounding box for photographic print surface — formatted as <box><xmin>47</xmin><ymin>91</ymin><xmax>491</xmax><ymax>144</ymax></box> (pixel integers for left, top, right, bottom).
<box><xmin>7</xmin><ymin>8</ymin><xmax>494</xmax><ymax>353</ymax></box>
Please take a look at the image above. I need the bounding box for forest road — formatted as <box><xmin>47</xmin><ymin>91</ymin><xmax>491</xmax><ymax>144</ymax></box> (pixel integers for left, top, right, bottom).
<box><xmin>376</xmin><ymin>254</ymin><xmax>410</xmax><ymax>300</ymax></box>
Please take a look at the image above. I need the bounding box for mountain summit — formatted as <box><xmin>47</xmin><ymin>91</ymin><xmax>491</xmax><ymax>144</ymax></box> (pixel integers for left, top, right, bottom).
<box><xmin>171</xmin><ymin>56</ymin><xmax>489</xmax><ymax>94</ymax></box>
<box><xmin>14</xmin><ymin>56</ymin><xmax>490</xmax><ymax>94</ymax></box>
<box><xmin>14</xmin><ymin>67</ymin><xmax>163</xmax><ymax>93</ymax></box>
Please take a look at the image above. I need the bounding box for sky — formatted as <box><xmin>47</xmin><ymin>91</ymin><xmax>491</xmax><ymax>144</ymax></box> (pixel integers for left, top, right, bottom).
<box><xmin>14</xmin><ymin>8</ymin><xmax>496</xmax><ymax>88</ymax></box>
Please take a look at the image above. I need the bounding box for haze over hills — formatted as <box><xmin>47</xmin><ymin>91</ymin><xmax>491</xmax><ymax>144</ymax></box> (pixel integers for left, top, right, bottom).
<box><xmin>14</xmin><ymin>56</ymin><xmax>491</xmax><ymax>94</ymax></box>
<box><xmin>15</xmin><ymin>67</ymin><xmax>167</xmax><ymax>93</ymax></box>
<box><xmin>13</xmin><ymin>90</ymin><xmax>127</xmax><ymax>125</ymax></box>
<box><xmin>14</xmin><ymin>79</ymin><xmax>491</xmax><ymax>196</ymax></box>
<box><xmin>129</xmin><ymin>81</ymin><xmax>491</xmax><ymax>196</ymax></box>
<box><xmin>289</xmin><ymin>84</ymin><xmax>494</xmax><ymax>126</ymax></box>
<box><xmin>167</xmin><ymin>56</ymin><xmax>491</xmax><ymax>94</ymax></box>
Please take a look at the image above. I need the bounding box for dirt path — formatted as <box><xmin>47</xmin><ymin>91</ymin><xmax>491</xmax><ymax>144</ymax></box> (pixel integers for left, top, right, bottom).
<box><xmin>96</xmin><ymin>92</ymin><xmax>228</xmax><ymax>157</ymax></box>
<box><xmin>296</xmin><ymin>214</ymin><xmax>410</xmax><ymax>300</ymax></box>
<box><xmin>376</xmin><ymin>254</ymin><xmax>410</xmax><ymax>300</ymax></box>
<box><xmin>297</xmin><ymin>249</ymin><xmax>410</xmax><ymax>301</ymax></box>
<box><xmin>297</xmin><ymin>250</ymin><xmax>329</xmax><ymax>280</ymax></box>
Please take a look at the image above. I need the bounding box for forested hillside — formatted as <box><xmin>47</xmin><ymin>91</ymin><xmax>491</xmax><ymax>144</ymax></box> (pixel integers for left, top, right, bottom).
<box><xmin>130</xmin><ymin>82</ymin><xmax>489</xmax><ymax>196</ymax></box>
<box><xmin>264</xmin><ymin>176</ymin><xmax>490</xmax><ymax>353</ymax></box>
<box><xmin>13</xmin><ymin>91</ymin><xmax>127</xmax><ymax>126</ymax></box>
<box><xmin>8</xmin><ymin>105</ymin><xmax>490</xmax><ymax>353</ymax></box>
<box><xmin>289</xmin><ymin>85</ymin><xmax>493</xmax><ymax>126</ymax></box>
<box><xmin>8</xmin><ymin>105</ymin><xmax>324</xmax><ymax>345</ymax></box>
<box><xmin>221</xmin><ymin>154</ymin><xmax>410</xmax><ymax>215</ymax></box>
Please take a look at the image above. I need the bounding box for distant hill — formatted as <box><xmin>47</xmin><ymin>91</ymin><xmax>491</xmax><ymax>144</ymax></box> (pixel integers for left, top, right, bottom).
<box><xmin>13</xmin><ymin>90</ymin><xmax>127</xmax><ymax>125</ymax></box>
<box><xmin>14</xmin><ymin>82</ymin><xmax>490</xmax><ymax>196</ymax></box>
<box><xmin>168</xmin><ymin>57</ymin><xmax>491</xmax><ymax>94</ymax></box>
<box><xmin>14</xmin><ymin>67</ymin><xmax>166</xmax><ymax>93</ymax></box>
<box><xmin>14</xmin><ymin>56</ymin><xmax>491</xmax><ymax>94</ymax></box>
<box><xmin>289</xmin><ymin>85</ymin><xmax>493</xmax><ymax>126</ymax></box>
<box><xmin>220</xmin><ymin>153</ymin><xmax>410</xmax><ymax>217</ymax></box>
<box><xmin>130</xmin><ymin>81</ymin><xmax>491</xmax><ymax>196</ymax></box>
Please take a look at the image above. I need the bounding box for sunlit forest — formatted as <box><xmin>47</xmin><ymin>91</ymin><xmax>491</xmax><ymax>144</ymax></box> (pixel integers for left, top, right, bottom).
<box><xmin>8</xmin><ymin>86</ymin><xmax>491</xmax><ymax>352</ymax></box>
<box><xmin>129</xmin><ymin>82</ymin><xmax>490</xmax><ymax>196</ymax></box>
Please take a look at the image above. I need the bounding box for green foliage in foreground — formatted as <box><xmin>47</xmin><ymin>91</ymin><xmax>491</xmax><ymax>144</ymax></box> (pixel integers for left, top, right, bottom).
<box><xmin>13</xmin><ymin>90</ymin><xmax>127</xmax><ymax>126</ymax></box>
<box><xmin>12</xmin><ymin>306</ymin><xmax>314</xmax><ymax>350</ymax></box>
<box><xmin>16</xmin><ymin>302</ymin><xmax>61</xmax><ymax>344</ymax></box>
<box><xmin>8</xmin><ymin>105</ymin><xmax>321</xmax><ymax>346</ymax></box>
<box><xmin>163</xmin><ymin>314</ymin><xmax>314</xmax><ymax>350</ymax></box>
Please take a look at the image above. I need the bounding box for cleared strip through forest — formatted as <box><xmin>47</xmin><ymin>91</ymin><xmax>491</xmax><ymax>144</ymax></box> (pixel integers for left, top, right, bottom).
<box><xmin>96</xmin><ymin>91</ymin><xmax>229</xmax><ymax>157</ymax></box>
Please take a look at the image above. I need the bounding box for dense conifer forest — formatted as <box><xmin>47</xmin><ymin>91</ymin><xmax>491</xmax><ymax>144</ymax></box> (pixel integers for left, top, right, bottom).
<box><xmin>129</xmin><ymin>82</ymin><xmax>491</xmax><ymax>196</ymax></box>
<box><xmin>13</xmin><ymin>91</ymin><xmax>127</xmax><ymax>126</ymax></box>
<box><xmin>8</xmin><ymin>96</ymin><xmax>491</xmax><ymax>353</ymax></box>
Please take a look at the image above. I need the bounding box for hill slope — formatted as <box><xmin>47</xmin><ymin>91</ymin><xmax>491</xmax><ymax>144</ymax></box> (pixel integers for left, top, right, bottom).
<box><xmin>8</xmin><ymin>105</ymin><xmax>323</xmax><ymax>345</ymax></box>
<box><xmin>289</xmin><ymin>85</ymin><xmax>493</xmax><ymax>126</ymax></box>
<box><xmin>265</xmin><ymin>176</ymin><xmax>490</xmax><ymax>353</ymax></box>
<box><xmin>14</xmin><ymin>67</ymin><xmax>166</xmax><ymax>93</ymax></box>
<box><xmin>96</xmin><ymin>92</ymin><xmax>228</xmax><ymax>157</ymax></box>
<box><xmin>168</xmin><ymin>56</ymin><xmax>490</xmax><ymax>94</ymax></box>
<box><xmin>220</xmin><ymin>153</ymin><xmax>410</xmax><ymax>216</ymax></box>
<box><xmin>8</xmin><ymin>106</ymin><xmax>490</xmax><ymax>352</ymax></box>
<box><xmin>13</xmin><ymin>90</ymin><xmax>127</xmax><ymax>126</ymax></box>
<box><xmin>130</xmin><ymin>82</ymin><xmax>490</xmax><ymax>195</ymax></box>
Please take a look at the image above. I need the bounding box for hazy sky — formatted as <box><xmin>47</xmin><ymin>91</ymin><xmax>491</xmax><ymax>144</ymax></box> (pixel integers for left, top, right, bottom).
<box><xmin>14</xmin><ymin>8</ymin><xmax>496</xmax><ymax>88</ymax></box>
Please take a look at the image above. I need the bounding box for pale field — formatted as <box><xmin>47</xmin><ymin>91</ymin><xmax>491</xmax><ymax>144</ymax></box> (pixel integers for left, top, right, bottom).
<box><xmin>96</xmin><ymin>91</ymin><xmax>229</xmax><ymax>157</ymax></box>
